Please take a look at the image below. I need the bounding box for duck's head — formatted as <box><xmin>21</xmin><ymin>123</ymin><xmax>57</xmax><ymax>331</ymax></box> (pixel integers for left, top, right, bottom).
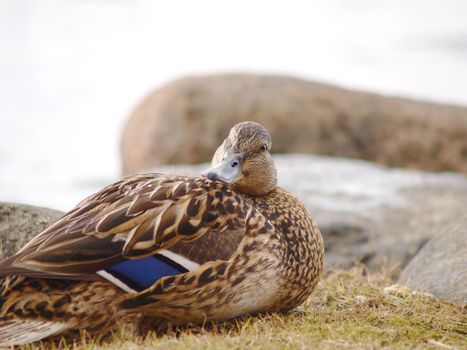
<box><xmin>201</xmin><ymin>121</ymin><xmax>277</xmax><ymax>197</ymax></box>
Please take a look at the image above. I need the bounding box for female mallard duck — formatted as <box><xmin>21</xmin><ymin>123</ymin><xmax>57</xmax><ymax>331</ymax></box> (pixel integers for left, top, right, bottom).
<box><xmin>0</xmin><ymin>121</ymin><xmax>324</xmax><ymax>345</ymax></box>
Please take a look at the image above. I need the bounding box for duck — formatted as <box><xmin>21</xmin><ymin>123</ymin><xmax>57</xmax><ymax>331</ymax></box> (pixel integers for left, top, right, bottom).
<box><xmin>0</xmin><ymin>121</ymin><xmax>324</xmax><ymax>346</ymax></box>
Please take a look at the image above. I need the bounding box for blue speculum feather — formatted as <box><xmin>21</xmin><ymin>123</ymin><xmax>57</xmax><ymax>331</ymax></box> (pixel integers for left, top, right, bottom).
<box><xmin>105</xmin><ymin>254</ymin><xmax>188</xmax><ymax>291</ymax></box>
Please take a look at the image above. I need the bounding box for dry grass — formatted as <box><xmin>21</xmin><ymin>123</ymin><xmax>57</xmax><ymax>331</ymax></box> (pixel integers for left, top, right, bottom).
<box><xmin>24</xmin><ymin>266</ymin><xmax>466</xmax><ymax>350</ymax></box>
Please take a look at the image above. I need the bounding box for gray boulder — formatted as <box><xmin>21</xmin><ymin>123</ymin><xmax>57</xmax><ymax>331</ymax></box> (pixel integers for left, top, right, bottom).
<box><xmin>149</xmin><ymin>154</ymin><xmax>467</xmax><ymax>276</ymax></box>
<box><xmin>0</xmin><ymin>202</ymin><xmax>63</xmax><ymax>259</ymax></box>
<box><xmin>398</xmin><ymin>215</ymin><xmax>467</xmax><ymax>304</ymax></box>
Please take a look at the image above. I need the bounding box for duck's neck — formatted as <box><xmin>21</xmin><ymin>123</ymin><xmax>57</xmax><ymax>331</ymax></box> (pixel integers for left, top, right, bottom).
<box><xmin>232</xmin><ymin>175</ymin><xmax>277</xmax><ymax>197</ymax></box>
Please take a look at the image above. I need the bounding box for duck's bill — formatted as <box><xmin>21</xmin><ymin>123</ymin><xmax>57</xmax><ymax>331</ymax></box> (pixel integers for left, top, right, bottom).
<box><xmin>201</xmin><ymin>153</ymin><xmax>244</xmax><ymax>184</ymax></box>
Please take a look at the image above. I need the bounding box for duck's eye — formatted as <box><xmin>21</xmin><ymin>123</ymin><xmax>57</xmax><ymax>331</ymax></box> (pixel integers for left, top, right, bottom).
<box><xmin>260</xmin><ymin>144</ymin><xmax>268</xmax><ymax>152</ymax></box>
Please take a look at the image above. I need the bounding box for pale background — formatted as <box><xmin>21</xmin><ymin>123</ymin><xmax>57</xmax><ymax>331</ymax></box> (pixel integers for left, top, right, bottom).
<box><xmin>1</xmin><ymin>0</ymin><xmax>466</xmax><ymax>210</ymax></box>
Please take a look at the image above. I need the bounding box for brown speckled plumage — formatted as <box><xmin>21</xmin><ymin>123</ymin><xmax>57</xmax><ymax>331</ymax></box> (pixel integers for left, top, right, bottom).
<box><xmin>0</xmin><ymin>121</ymin><xmax>324</xmax><ymax>345</ymax></box>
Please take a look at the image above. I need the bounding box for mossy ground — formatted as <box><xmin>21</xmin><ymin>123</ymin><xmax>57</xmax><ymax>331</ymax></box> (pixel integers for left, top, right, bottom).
<box><xmin>24</xmin><ymin>266</ymin><xmax>466</xmax><ymax>350</ymax></box>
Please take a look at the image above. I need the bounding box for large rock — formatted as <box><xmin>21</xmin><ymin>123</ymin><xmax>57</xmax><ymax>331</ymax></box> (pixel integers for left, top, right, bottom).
<box><xmin>121</xmin><ymin>74</ymin><xmax>467</xmax><ymax>175</ymax></box>
<box><xmin>0</xmin><ymin>202</ymin><xmax>63</xmax><ymax>259</ymax></box>
<box><xmin>398</xmin><ymin>215</ymin><xmax>467</xmax><ymax>304</ymax></box>
<box><xmin>149</xmin><ymin>154</ymin><xmax>467</xmax><ymax>276</ymax></box>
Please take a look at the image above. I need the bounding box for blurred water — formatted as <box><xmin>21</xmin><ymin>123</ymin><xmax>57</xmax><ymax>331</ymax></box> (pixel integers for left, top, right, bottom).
<box><xmin>0</xmin><ymin>0</ymin><xmax>466</xmax><ymax>210</ymax></box>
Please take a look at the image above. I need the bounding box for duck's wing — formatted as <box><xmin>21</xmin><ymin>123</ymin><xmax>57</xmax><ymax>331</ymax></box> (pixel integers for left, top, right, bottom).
<box><xmin>0</xmin><ymin>173</ymin><xmax>251</xmax><ymax>280</ymax></box>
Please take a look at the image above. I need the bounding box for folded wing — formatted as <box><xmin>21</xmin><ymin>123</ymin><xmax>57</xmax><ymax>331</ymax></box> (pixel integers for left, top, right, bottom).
<box><xmin>0</xmin><ymin>174</ymin><xmax>251</xmax><ymax>284</ymax></box>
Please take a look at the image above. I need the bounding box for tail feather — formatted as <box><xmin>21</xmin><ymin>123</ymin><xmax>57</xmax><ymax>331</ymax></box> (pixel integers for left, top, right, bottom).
<box><xmin>0</xmin><ymin>318</ymin><xmax>70</xmax><ymax>346</ymax></box>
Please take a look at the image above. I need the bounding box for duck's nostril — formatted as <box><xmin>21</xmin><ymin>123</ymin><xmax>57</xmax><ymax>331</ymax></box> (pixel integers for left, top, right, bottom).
<box><xmin>231</xmin><ymin>161</ymin><xmax>238</xmax><ymax>168</ymax></box>
<box><xmin>207</xmin><ymin>172</ymin><xmax>218</xmax><ymax>181</ymax></box>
